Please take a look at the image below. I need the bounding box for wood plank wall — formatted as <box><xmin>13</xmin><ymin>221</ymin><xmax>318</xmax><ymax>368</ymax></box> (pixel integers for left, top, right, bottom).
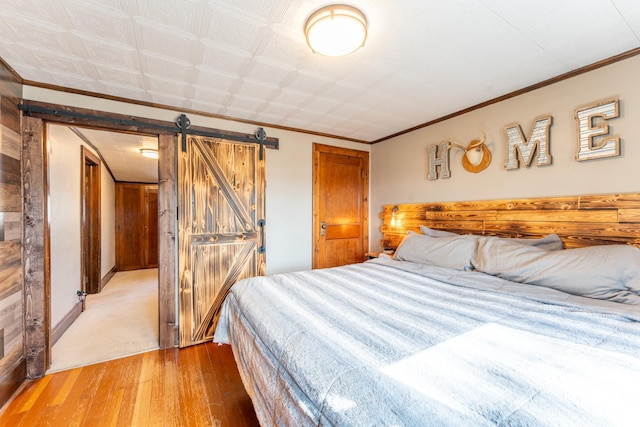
<box><xmin>380</xmin><ymin>193</ymin><xmax>640</xmax><ymax>250</ymax></box>
<box><xmin>0</xmin><ymin>60</ymin><xmax>25</xmax><ymax>407</ymax></box>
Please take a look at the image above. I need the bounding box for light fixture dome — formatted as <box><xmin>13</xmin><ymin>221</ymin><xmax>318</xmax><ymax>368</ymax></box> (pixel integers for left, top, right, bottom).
<box><xmin>140</xmin><ymin>148</ymin><xmax>158</xmax><ymax>159</ymax></box>
<box><xmin>304</xmin><ymin>4</ymin><xmax>367</xmax><ymax>57</ymax></box>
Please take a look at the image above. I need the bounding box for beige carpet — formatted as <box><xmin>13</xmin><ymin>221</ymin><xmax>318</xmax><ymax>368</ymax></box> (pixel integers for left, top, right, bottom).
<box><xmin>48</xmin><ymin>268</ymin><xmax>159</xmax><ymax>373</ymax></box>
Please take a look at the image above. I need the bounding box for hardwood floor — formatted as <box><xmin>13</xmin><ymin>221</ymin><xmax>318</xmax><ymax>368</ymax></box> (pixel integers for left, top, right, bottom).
<box><xmin>0</xmin><ymin>343</ymin><xmax>260</xmax><ymax>426</ymax></box>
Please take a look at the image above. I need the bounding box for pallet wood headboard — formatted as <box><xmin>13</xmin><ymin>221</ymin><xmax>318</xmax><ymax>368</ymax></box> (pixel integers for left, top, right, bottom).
<box><xmin>381</xmin><ymin>193</ymin><xmax>640</xmax><ymax>250</ymax></box>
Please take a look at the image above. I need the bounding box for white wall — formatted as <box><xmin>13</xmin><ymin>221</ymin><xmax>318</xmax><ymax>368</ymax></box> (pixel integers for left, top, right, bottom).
<box><xmin>47</xmin><ymin>124</ymin><xmax>117</xmax><ymax>327</ymax></box>
<box><xmin>24</xmin><ymin>86</ymin><xmax>370</xmax><ymax>274</ymax></box>
<box><xmin>370</xmin><ymin>55</ymin><xmax>640</xmax><ymax>251</ymax></box>
<box><xmin>48</xmin><ymin>125</ymin><xmax>84</xmax><ymax>327</ymax></box>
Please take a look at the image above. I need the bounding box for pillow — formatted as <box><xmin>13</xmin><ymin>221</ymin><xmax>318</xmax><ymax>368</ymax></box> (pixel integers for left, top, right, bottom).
<box><xmin>508</xmin><ymin>233</ymin><xmax>563</xmax><ymax>251</ymax></box>
<box><xmin>419</xmin><ymin>225</ymin><xmax>458</xmax><ymax>238</ymax></box>
<box><xmin>472</xmin><ymin>236</ymin><xmax>640</xmax><ymax>304</ymax></box>
<box><xmin>419</xmin><ymin>225</ymin><xmax>563</xmax><ymax>251</ymax></box>
<box><xmin>394</xmin><ymin>231</ymin><xmax>478</xmax><ymax>271</ymax></box>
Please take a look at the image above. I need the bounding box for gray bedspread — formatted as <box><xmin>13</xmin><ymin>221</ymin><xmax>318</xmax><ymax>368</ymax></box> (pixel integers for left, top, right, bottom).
<box><xmin>214</xmin><ymin>258</ymin><xmax>640</xmax><ymax>426</ymax></box>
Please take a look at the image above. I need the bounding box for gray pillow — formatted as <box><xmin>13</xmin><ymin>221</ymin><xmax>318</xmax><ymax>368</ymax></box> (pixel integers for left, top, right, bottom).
<box><xmin>394</xmin><ymin>231</ymin><xmax>478</xmax><ymax>271</ymax></box>
<box><xmin>472</xmin><ymin>236</ymin><xmax>640</xmax><ymax>304</ymax></box>
<box><xmin>419</xmin><ymin>225</ymin><xmax>458</xmax><ymax>237</ymax></box>
<box><xmin>419</xmin><ymin>225</ymin><xmax>563</xmax><ymax>251</ymax></box>
<box><xmin>508</xmin><ymin>233</ymin><xmax>563</xmax><ymax>251</ymax></box>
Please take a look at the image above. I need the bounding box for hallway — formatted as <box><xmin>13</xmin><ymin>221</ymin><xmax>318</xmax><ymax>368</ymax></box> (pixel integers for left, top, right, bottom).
<box><xmin>48</xmin><ymin>269</ymin><xmax>159</xmax><ymax>373</ymax></box>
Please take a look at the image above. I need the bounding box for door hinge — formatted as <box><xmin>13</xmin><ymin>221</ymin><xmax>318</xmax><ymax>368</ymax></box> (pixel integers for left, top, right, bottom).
<box><xmin>361</xmin><ymin>169</ymin><xmax>365</xmax><ymax>179</ymax></box>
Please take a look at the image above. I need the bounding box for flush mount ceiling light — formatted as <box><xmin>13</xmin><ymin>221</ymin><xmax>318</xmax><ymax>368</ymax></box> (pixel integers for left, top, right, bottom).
<box><xmin>304</xmin><ymin>4</ymin><xmax>368</xmax><ymax>56</ymax></box>
<box><xmin>139</xmin><ymin>148</ymin><xmax>158</xmax><ymax>159</ymax></box>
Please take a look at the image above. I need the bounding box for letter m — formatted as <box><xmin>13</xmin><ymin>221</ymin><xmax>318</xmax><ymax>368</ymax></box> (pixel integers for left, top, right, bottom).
<box><xmin>504</xmin><ymin>116</ymin><xmax>553</xmax><ymax>170</ymax></box>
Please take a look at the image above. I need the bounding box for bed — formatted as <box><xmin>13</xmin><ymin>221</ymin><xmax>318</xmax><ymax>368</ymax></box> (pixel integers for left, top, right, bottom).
<box><xmin>213</xmin><ymin>194</ymin><xmax>640</xmax><ymax>426</ymax></box>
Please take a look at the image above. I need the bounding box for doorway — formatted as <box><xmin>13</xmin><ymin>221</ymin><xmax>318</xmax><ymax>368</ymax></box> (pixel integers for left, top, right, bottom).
<box><xmin>47</xmin><ymin>125</ymin><xmax>161</xmax><ymax>371</ymax></box>
<box><xmin>81</xmin><ymin>146</ymin><xmax>101</xmax><ymax>294</ymax></box>
<box><xmin>22</xmin><ymin>112</ymin><xmax>177</xmax><ymax>378</ymax></box>
<box><xmin>312</xmin><ymin>143</ymin><xmax>369</xmax><ymax>269</ymax></box>
<box><xmin>21</xmin><ymin>101</ymin><xmax>274</xmax><ymax>377</ymax></box>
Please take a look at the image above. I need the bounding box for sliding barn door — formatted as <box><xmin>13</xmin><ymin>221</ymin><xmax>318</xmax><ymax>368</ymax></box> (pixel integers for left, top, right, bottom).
<box><xmin>178</xmin><ymin>136</ymin><xmax>265</xmax><ymax>347</ymax></box>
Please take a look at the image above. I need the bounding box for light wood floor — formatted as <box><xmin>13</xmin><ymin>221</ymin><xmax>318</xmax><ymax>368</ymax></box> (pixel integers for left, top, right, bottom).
<box><xmin>0</xmin><ymin>342</ymin><xmax>259</xmax><ymax>426</ymax></box>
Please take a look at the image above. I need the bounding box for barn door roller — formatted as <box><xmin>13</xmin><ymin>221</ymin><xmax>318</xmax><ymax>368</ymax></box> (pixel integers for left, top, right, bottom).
<box><xmin>176</xmin><ymin>114</ymin><xmax>274</xmax><ymax>156</ymax></box>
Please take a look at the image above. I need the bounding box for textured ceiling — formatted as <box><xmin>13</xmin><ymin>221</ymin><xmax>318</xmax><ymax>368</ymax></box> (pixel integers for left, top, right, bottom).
<box><xmin>73</xmin><ymin>127</ymin><xmax>159</xmax><ymax>183</ymax></box>
<box><xmin>2</xmin><ymin>0</ymin><xmax>640</xmax><ymax>147</ymax></box>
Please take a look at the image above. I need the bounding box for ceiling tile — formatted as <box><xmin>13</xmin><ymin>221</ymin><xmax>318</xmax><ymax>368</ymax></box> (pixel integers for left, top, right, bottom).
<box><xmin>244</xmin><ymin>56</ymin><xmax>296</xmax><ymax>87</ymax></box>
<box><xmin>614</xmin><ymin>0</ymin><xmax>640</xmax><ymax>39</ymax></box>
<box><xmin>63</xmin><ymin>0</ymin><xmax>135</xmax><ymax>45</ymax></box>
<box><xmin>199</xmin><ymin>41</ymin><xmax>252</xmax><ymax>76</ymax></box>
<box><xmin>3</xmin><ymin>0</ymin><xmax>639</xmax><ymax>144</ymax></box>
<box><xmin>133</xmin><ymin>16</ymin><xmax>201</xmax><ymax>65</ymax></box>
<box><xmin>200</xmin><ymin>2</ymin><xmax>266</xmax><ymax>54</ymax></box>
<box><xmin>140</xmin><ymin>51</ymin><xmax>195</xmax><ymax>83</ymax></box>
<box><xmin>194</xmin><ymin>67</ymin><xmax>239</xmax><ymax>92</ymax></box>
<box><xmin>208</xmin><ymin>0</ymin><xmax>289</xmax><ymax>22</ymax></box>
<box><xmin>134</xmin><ymin>0</ymin><xmax>207</xmax><ymax>34</ymax></box>
<box><xmin>234</xmin><ymin>78</ymin><xmax>280</xmax><ymax>101</ymax></box>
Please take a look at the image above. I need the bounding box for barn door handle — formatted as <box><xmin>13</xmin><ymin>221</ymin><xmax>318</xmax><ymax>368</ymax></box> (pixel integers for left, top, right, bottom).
<box><xmin>257</xmin><ymin>219</ymin><xmax>266</xmax><ymax>254</ymax></box>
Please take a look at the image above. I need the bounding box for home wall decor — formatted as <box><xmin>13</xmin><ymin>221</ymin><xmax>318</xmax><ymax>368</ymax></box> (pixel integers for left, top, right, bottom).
<box><xmin>427</xmin><ymin>142</ymin><xmax>452</xmax><ymax>180</ymax></box>
<box><xmin>427</xmin><ymin>136</ymin><xmax>491</xmax><ymax>180</ymax></box>
<box><xmin>504</xmin><ymin>115</ymin><xmax>553</xmax><ymax>170</ymax></box>
<box><xmin>460</xmin><ymin>137</ymin><xmax>492</xmax><ymax>173</ymax></box>
<box><xmin>575</xmin><ymin>99</ymin><xmax>620</xmax><ymax>161</ymax></box>
<box><xmin>426</xmin><ymin>96</ymin><xmax>622</xmax><ymax>181</ymax></box>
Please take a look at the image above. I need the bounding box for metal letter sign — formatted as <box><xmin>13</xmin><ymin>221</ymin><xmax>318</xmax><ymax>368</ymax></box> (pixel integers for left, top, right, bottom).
<box><xmin>575</xmin><ymin>99</ymin><xmax>620</xmax><ymax>161</ymax></box>
<box><xmin>504</xmin><ymin>116</ymin><xmax>553</xmax><ymax>170</ymax></box>
<box><xmin>427</xmin><ymin>142</ymin><xmax>451</xmax><ymax>180</ymax></box>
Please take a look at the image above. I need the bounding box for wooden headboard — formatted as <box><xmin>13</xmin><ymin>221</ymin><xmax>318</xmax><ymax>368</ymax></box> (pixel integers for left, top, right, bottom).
<box><xmin>381</xmin><ymin>193</ymin><xmax>640</xmax><ymax>250</ymax></box>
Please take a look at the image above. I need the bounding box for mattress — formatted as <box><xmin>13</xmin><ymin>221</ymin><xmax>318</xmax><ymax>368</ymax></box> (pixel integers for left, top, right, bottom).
<box><xmin>214</xmin><ymin>257</ymin><xmax>640</xmax><ymax>426</ymax></box>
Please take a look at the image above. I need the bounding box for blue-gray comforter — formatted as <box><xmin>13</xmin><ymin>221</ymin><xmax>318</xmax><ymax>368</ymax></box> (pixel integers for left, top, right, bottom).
<box><xmin>214</xmin><ymin>258</ymin><xmax>640</xmax><ymax>426</ymax></box>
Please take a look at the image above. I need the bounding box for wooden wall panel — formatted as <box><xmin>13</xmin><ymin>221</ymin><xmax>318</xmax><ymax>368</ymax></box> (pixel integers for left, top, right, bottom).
<box><xmin>0</xmin><ymin>59</ymin><xmax>24</xmax><ymax>406</ymax></box>
<box><xmin>381</xmin><ymin>193</ymin><xmax>640</xmax><ymax>250</ymax></box>
<box><xmin>0</xmin><ymin>62</ymin><xmax>21</xmax><ymax>134</ymax></box>
<box><xmin>22</xmin><ymin>116</ymin><xmax>49</xmax><ymax>379</ymax></box>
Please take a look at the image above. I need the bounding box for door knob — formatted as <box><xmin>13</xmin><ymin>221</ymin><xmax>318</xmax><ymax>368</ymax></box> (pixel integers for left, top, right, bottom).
<box><xmin>320</xmin><ymin>221</ymin><xmax>326</xmax><ymax>236</ymax></box>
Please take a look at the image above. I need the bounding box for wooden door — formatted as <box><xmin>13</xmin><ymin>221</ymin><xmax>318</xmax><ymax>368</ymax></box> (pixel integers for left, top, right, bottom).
<box><xmin>145</xmin><ymin>186</ymin><xmax>158</xmax><ymax>267</ymax></box>
<box><xmin>116</xmin><ymin>183</ymin><xmax>145</xmax><ymax>271</ymax></box>
<box><xmin>178</xmin><ymin>135</ymin><xmax>265</xmax><ymax>347</ymax></box>
<box><xmin>115</xmin><ymin>183</ymin><xmax>158</xmax><ymax>271</ymax></box>
<box><xmin>313</xmin><ymin>143</ymin><xmax>369</xmax><ymax>269</ymax></box>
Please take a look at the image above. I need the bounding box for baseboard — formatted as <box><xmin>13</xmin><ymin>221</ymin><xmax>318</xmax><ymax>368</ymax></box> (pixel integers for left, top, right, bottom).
<box><xmin>0</xmin><ymin>357</ymin><xmax>26</xmax><ymax>411</ymax></box>
<box><xmin>49</xmin><ymin>266</ymin><xmax>116</xmax><ymax>346</ymax></box>
<box><xmin>101</xmin><ymin>265</ymin><xmax>117</xmax><ymax>289</ymax></box>
<box><xmin>51</xmin><ymin>302</ymin><xmax>82</xmax><ymax>346</ymax></box>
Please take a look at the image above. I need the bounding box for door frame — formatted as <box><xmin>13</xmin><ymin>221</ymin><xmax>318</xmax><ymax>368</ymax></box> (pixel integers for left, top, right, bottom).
<box><xmin>22</xmin><ymin>113</ymin><xmax>177</xmax><ymax>378</ymax></box>
<box><xmin>21</xmin><ymin>100</ymin><xmax>277</xmax><ymax>377</ymax></box>
<box><xmin>80</xmin><ymin>146</ymin><xmax>101</xmax><ymax>294</ymax></box>
<box><xmin>312</xmin><ymin>143</ymin><xmax>369</xmax><ymax>269</ymax></box>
